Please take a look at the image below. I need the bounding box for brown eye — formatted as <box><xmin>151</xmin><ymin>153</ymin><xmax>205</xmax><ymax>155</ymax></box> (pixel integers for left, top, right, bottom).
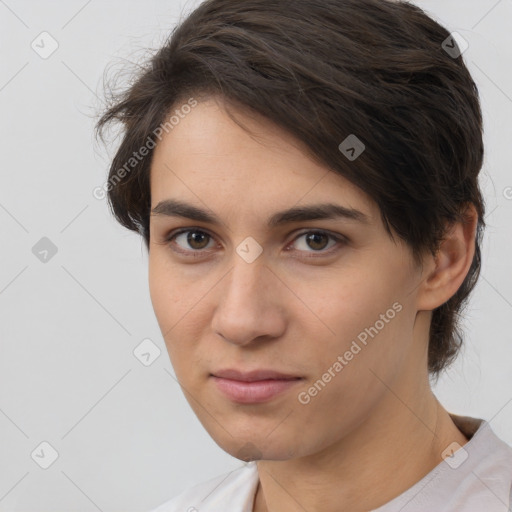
<box><xmin>165</xmin><ymin>228</ymin><xmax>347</xmax><ymax>260</ymax></box>
<box><xmin>166</xmin><ymin>229</ymin><xmax>215</xmax><ymax>255</ymax></box>
<box><xmin>290</xmin><ymin>230</ymin><xmax>345</xmax><ymax>256</ymax></box>
<box><xmin>304</xmin><ymin>232</ymin><xmax>329</xmax><ymax>251</ymax></box>
<box><xmin>184</xmin><ymin>231</ymin><xmax>210</xmax><ymax>250</ymax></box>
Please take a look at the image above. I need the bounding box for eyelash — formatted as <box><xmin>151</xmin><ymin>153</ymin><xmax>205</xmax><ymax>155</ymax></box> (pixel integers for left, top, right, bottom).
<box><xmin>163</xmin><ymin>228</ymin><xmax>347</xmax><ymax>259</ymax></box>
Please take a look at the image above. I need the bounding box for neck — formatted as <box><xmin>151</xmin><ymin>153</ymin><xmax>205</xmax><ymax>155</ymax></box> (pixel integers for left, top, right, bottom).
<box><xmin>253</xmin><ymin>373</ymin><xmax>467</xmax><ymax>512</ymax></box>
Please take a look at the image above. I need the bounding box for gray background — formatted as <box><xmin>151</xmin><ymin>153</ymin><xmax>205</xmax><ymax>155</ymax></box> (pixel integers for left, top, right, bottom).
<box><xmin>1</xmin><ymin>0</ymin><xmax>511</xmax><ymax>510</ymax></box>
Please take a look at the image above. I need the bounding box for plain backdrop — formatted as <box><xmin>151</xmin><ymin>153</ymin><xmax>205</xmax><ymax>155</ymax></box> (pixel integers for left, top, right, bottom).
<box><xmin>1</xmin><ymin>0</ymin><xmax>511</xmax><ymax>510</ymax></box>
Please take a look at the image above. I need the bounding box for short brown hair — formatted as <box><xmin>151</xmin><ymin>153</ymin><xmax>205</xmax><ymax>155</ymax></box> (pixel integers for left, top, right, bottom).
<box><xmin>95</xmin><ymin>0</ymin><xmax>486</xmax><ymax>378</ymax></box>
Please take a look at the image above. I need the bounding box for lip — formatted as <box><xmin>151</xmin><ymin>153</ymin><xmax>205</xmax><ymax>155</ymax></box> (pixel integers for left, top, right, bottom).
<box><xmin>210</xmin><ymin>368</ymin><xmax>303</xmax><ymax>404</ymax></box>
<box><xmin>212</xmin><ymin>368</ymin><xmax>301</xmax><ymax>382</ymax></box>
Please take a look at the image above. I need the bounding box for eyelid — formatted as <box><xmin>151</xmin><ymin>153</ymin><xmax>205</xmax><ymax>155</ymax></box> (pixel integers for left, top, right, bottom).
<box><xmin>164</xmin><ymin>227</ymin><xmax>348</xmax><ymax>258</ymax></box>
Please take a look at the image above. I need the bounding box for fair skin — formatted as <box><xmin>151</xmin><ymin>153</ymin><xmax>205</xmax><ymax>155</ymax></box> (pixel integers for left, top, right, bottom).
<box><xmin>148</xmin><ymin>96</ymin><xmax>476</xmax><ymax>512</ymax></box>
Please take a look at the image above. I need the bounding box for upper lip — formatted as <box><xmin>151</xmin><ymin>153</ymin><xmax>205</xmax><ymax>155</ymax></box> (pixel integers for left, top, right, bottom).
<box><xmin>211</xmin><ymin>368</ymin><xmax>302</xmax><ymax>382</ymax></box>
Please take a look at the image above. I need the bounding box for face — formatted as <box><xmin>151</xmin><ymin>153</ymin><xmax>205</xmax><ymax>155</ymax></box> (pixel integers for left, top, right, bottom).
<box><xmin>148</xmin><ymin>97</ymin><xmax>425</xmax><ymax>462</ymax></box>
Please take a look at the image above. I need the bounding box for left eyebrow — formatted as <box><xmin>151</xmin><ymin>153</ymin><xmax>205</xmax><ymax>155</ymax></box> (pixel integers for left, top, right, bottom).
<box><xmin>150</xmin><ymin>198</ymin><xmax>371</xmax><ymax>227</ymax></box>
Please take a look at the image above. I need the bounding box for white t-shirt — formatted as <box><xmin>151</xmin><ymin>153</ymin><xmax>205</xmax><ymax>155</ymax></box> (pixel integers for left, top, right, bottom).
<box><xmin>150</xmin><ymin>414</ymin><xmax>512</xmax><ymax>512</ymax></box>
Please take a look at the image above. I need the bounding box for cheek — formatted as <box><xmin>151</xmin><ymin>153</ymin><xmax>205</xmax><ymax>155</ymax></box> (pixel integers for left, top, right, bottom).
<box><xmin>308</xmin><ymin>272</ymin><xmax>388</xmax><ymax>338</ymax></box>
<box><xmin>148</xmin><ymin>251</ymin><xmax>191</xmax><ymax>323</ymax></box>
<box><xmin>148</xmin><ymin>255</ymin><xmax>187</xmax><ymax>359</ymax></box>
<box><xmin>148</xmin><ymin>254</ymin><xmax>211</xmax><ymax>372</ymax></box>
<box><xmin>148</xmin><ymin>260</ymin><xmax>172</xmax><ymax>328</ymax></box>
<box><xmin>303</xmin><ymin>264</ymin><xmax>411</xmax><ymax>370</ymax></box>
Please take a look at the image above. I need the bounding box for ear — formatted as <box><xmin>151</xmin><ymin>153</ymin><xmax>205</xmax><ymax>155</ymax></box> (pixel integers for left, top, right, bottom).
<box><xmin>416</xmin><ymin>203</ymin><xmax>479</xmax><ymax>312</ymax></box>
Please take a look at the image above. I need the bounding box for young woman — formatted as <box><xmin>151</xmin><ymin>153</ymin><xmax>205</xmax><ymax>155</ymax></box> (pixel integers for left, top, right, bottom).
<box><xmin>95</xmin><ymin>0</ymin><xmax>512</xmax><ymax>510</ymax></box>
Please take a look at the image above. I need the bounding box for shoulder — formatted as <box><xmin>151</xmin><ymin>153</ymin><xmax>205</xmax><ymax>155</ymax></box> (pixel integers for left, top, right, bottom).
<box><xmin>374</xmin><ymin>417</ymin><xmax>512</xmax><ymax>512</ymax></box>
<box><xmin>149</xmin><ymin>461</ymin><xmax>259</xmax><ymax>512</ymax></box>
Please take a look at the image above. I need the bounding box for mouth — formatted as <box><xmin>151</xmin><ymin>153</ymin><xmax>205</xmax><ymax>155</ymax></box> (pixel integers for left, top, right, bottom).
<box><xmin>210</xmin><ymin>368</ymin><xmax>303</xmax><ymax>404</ymax></box>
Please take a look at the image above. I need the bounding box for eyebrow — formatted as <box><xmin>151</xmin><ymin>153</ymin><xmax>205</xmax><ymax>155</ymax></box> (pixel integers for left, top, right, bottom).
<box><xmin>151</xmin><ymin>199</ymin><xmax>370</xmax><ymax>227</ymax></box>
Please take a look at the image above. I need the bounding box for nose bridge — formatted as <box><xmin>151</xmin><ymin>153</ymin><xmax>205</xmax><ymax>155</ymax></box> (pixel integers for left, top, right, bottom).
<box><xmin>223</xmin><ymin>249</ymin><xmax>270</xmax><ymax>309</ymax></box>
<box><xmin>211</xmin><ymin>248</ymin><xmax>284</xmax><ymax>345</ymax></box>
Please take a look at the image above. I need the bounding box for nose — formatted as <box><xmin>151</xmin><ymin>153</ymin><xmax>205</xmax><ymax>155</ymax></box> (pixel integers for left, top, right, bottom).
<box><xmin>210</xmin><ymin>256</ymin><xmax>287</xmax><ymax>346</ymax></box>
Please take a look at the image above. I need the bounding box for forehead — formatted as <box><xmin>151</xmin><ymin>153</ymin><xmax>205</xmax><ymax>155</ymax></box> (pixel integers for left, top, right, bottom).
<box><xmin>149</xmin><ymin>98</ymin><xmax>378</xmax><ymax>223</ymax></box>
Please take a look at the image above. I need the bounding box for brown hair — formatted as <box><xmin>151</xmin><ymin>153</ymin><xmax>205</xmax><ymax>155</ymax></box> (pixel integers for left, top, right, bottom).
<box><xmin>95</xmin><ymin>0</ymin><xmax>486</xmax><ymax>378</ymax></box>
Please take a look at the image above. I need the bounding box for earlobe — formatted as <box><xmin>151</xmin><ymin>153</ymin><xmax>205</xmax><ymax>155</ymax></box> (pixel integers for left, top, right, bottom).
<box><xmin>416</xmin><ymin>204</ymin><xmax>478</xmax><ymax>312</ymax></box>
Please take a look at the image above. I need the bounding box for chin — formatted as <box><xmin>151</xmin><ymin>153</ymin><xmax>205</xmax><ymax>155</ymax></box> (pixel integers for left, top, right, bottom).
<box><xmin>206</xmin><ymin>425</ymin><xmax>306</xmax><ymax>462</ymax></box>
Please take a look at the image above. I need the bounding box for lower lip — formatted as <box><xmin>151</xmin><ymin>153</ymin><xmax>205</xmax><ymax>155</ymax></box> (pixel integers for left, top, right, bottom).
<box><xmin>211</xmin><ymin>376</ymin><xmax>302</xmax><ymax>403</ymax></box>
